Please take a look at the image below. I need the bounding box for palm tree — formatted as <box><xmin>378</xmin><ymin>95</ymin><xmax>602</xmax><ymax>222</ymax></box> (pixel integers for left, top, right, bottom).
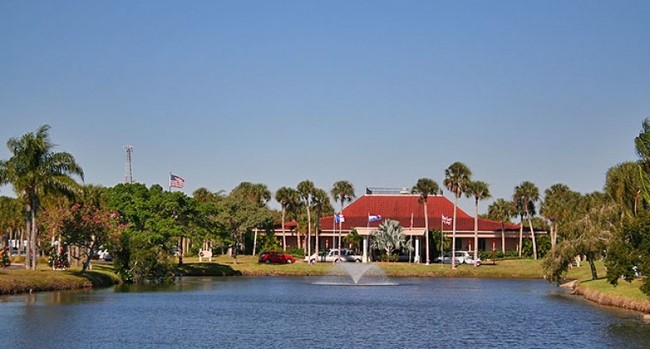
<box><xmin>370</xmin><ymin>220</ymin><xmax>411</xmax><ymax>261</ymax></box>
<box><xmin>0</xmin><ymin>125</ymin><xmax>84</xmax><ymax>270</ymax></box>
<box><xmin>331</xmin><ymin>180</ymin><xmax>355</xmax><ymax>257</ymax></box>
<box><xmin>605</xmin><ymin>162</ymin><xmax>647</xmax><ymax>219</ymax></box>
<box><xmin>466</xmin><ymin>180</ymin><xmax>491</xmax><ymax>266</ymax></box>
<box><xmin>275</xmin><ymin>186</ymin><xmax>300</xmax><ymax>251</ymax></box>
<box><xmin>297</xmin><ymin>180</ymin><xmax>315</xmax><ymax>256</ymax></box>
<box><xmin>232</xmin><ymin>182</ymin><xmax>271</xmax><ymax>207</ymax></box>
<box><xmin>514</xmin><ymin>181</ymin><xmax>540</xmax><ymax>259</ymax></box>
<box><xmin>411</xmin><ymin>178</ymin><xmax>439</xmax><ymax>265</ymax></box>
<box><xmin>443</xmin><ymin>162</ymin><xmax>472</xmax><ymax>269</ymax></box>
<box><xmin>541</xmin><ymin>183</ymin><xmax>579</xmax><ymax>250</ymax></box>
<box><xmin>311</xmin><ymin>188</ymin><xmax>333</xmax><ymax>258</ymax></box>
<box><xmin>487</xmin><ymin>198</ymin><xmax>516</xmax><ymax>254</ymax></box>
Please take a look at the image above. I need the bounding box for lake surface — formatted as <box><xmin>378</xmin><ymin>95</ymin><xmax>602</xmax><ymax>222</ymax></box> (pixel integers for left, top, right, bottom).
<box><xmin>1</xmin><ymin>276</ymin><xmax>649</xmax><ymax>348</ymax></box>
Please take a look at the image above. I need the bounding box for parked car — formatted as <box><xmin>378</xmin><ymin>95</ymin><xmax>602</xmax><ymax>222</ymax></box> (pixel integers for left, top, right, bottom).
<box><xmin>258</xmin><ymin>251</ymin><xmax>296</xmax><ymax>264</ymax></box>
<box><xmin>304</xmin><ymin>249</ymin><xmax>362</xmax><ymax>263</ymax></box>
<box><xmin>436</xmin><ymin>251</ymin><xmax>481</xmax><ymax>265</ymax></box>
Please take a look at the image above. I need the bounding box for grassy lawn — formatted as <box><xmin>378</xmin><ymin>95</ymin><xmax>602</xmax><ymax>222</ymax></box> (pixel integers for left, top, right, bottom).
<box><xmin>177</xmin><ymin>255</ymin><xmax>546</xmax><ymax>279</ymax></box>
<box><xmin>0</xmin><ymin>262</ymin><xmax>119</xmax><ymax>295</ymax></box>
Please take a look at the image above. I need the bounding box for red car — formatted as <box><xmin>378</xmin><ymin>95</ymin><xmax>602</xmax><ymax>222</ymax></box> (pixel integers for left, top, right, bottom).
<box><xmin>258</xmin><ymin>251</ymin><xmax>296</xmax><ymax>264</ymax></box>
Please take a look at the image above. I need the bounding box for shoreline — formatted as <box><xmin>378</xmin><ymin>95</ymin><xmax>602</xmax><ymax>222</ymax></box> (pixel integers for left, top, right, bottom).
<box><xmin>3</xmin><ymin>261</ymin><xmax>650</xmax><ymax>320</ymax></box>
<box><xmin>571</xmin><ymin>283</ymin><xmax>650</xmax><ymax>315</ymax></box>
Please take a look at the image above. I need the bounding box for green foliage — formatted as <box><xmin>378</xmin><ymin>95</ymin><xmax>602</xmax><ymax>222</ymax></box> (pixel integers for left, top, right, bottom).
<box><xmin>605</xmin><ymin>162</ymin><xmax>648</xmax><ymax>217</ymax></box>
<box><xmin>542</xmin><ymin>241</ymin><xmax>576</xmax><ymax>284</ymax></box>
<box><xmin>1</xmin><ymin>249</ymin><xmax>10</xmax><ymax>267</ymax></box>
<box><xmin>606</xmin><ymin>213</ymin><xmax>650</xmax><ymax>294</ymax></box>
<box><xmin>521</xmin><ymin>235</ymin><xmax>551</xmax><ymax>258</ymax></box>
<box><xmin>635</xmin><ymin>118</ymin><xmax>650</xmax><ymax>172</ymax></box>
<box><xmin>257</xmin><ymin>232</ymin><xmax>282</xmax><ymax>253</ymax></box>
<box><xmin>331</xmin><ymin>180</ymin><xmax>356</xmax><ymax>208</ymax></box>
<box><xmin>0</xmin><ymin>125</ymin><xmax>84</xmax><ymax>270</ymax></box>
<box><xmin>344</xmin><ymin>229</ymin><xmax>362</xmax><ymax>252</ymax></box>
<box><xmin>47</xmin><ymin>246</ymin><xmax>70</xmax><ymax>269</ymax></box>
<box><xmin>106</xmin><ymin>183</ymin><xmax>205</xmax><ymax>282</ymax></box>
<box><xmin>371</xmin><ymin>220</ymin><xmax>412</xmax><ymax>258</ymax></box>
<box><xmin>288</xmin><ymin>247</ymin><xmax>305</xmax><ymax>257</ymax></box>
<box><xmin>430</xmin><ymin>230</ymin><xmax>449</xmax><ymax>258</ymax></box>
<box><xmin>113</xmin><ymin>230</ymin><xmax>173</xmax><ymax>283</ymax></box>
<box><xmin>444</xmin><ymin>162</ymin><xmax>472</xmax><ymax>199</ymax></box>
<box><xmin>217</xmin><ymin>190</ymin><xmax>274</xmax><ymax>259</ymax></box>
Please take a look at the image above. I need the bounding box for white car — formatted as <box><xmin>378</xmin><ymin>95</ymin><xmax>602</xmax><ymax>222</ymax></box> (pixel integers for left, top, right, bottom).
<box><xmin>304</xmin><ymin>249</ymin><xmax>362</xmax><ymax>263</ymax></box>
<box><xmin>436</xmin><ymin>251</ymin><xmax>481</xmax><ymax>265</ymax></box>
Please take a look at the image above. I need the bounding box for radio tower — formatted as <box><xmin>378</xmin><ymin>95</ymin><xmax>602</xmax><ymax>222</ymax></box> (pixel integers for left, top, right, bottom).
<box><xmin>124</xmin><ymin>145</ymin><xmax>134</xmax><ymax>184</ymax></box>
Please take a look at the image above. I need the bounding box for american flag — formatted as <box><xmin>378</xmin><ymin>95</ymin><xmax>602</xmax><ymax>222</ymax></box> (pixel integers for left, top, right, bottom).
<box><xmin>441</xmin><ymin>215</ymin><xmax>452</xmax><ymax>226</ymax></box>
<box><xmin>170</xmin><ymin>173</ymin><xmax>185</xmax><ymax>188</ymax></box>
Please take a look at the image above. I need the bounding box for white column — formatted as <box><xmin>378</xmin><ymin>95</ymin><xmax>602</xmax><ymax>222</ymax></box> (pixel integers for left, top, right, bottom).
<box><xmin>363</xmin><ymin>237</ymin><xmax>368</xmax><ymax>263</ymax></box>
<box><xmin>414</xmin><ymin>238</ymin><xmax>421</xmax><ymax>263</ymax></box>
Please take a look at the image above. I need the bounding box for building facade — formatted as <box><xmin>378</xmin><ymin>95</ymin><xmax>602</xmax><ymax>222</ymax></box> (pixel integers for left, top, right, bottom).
<box><xmin>275</xmin><ymin>192</ymin><xmax>525</xmax><ymax>262</ymax></box>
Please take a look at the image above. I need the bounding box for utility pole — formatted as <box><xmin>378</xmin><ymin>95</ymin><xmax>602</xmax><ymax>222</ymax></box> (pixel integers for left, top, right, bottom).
<box><xmin>124</xmin><ymin>145</ymin><xmax>133</xmax><ymax>184</ymax></box>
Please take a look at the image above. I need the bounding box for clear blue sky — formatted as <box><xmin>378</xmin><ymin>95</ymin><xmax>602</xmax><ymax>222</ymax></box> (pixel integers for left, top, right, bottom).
<box><xmin>1</xmin><ymin>0</ymin><xmax>648</xmax><ymax>213</ymax></box>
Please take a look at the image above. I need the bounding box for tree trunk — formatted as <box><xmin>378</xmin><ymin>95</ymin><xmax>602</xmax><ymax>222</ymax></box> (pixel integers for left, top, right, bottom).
<box><xmin>518</xmin><ymin>215</ymin><xmax>524</xmax><ymax>258</ymax></box>
<box><xmin>550</xmin><ymin>223</ymin><xmax>556</xmax><ymax>250</ymax></box>
<box><xmin>81</xmin><ymin>241</ymin><xmax>96</xmax><ymax>273</ymax></box>
<box><xmin>588</xmin><ymin>252</ymin><xmax>598</xmax><ymax>280</ymax></box>
<box><xmin>501</xmin><ymin>225</ymin><xmax>506</xmax><ymax>254</ymax></box>
<box><xmin>231</xmin><ymin>233</ymin><xmax>238</xmax><ymax>265</ymax></box>
<box><xmin>178</xmin><ymin>236</ymin><xmax>184</xmax><ymax>265</ymax></box>
<box><xmin>527</xmin><ymin>217</ymin><xmax>537</xmax><ymax>260</ymax></box>
<box><xmin>306</xmin><ymin>204</ymin><xmax>312</xmax><ymax>257</ymax></box>
<box><xmin>25</xmin><ymin>205</ymin><xmax>31</xmax><ymax>270</ymax></box>
<box><xmin>281</xmin><ymin>209</ymin><xmax>287</xmax><ymax>251</ymax></box>
<box><xmin>473</xmin><ymin>200</ymin><xmax>479</xmax><ymax>267</ymax></box>
<box><xmin>452</xmin><ymin>196</ymin><xmax>458</xmax><ymax>269</ymax></box>
<box><xmin>30</xmin><ymin>200</ymin><xmax>38</xmax><ymax>271</ymax></box>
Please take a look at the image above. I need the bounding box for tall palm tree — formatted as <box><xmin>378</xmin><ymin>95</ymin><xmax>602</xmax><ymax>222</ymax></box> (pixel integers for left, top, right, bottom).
<box><xmin>297</xmin><ymin>180</ymin><xmax>315</xmax><ymax>256</ymax></box>
<box><xmin>443</xmin><ymin>162</ymin><xmax>472</xmax><ymax>269</ymax></box>
<box><xmin>487</xmin><ymin>198</ymin><xmax>516</xmax><ymax>254</ymax></box>
<box><xmin>466</xmin><ymin>180</ymin><xmax>491</xmax><ymax>267</ymax></box>
<box><xmin>513</xmin><ymin>181</ymin><xmax>540</xmax><ymax>259</ymax></box>
<box><xmin>275</xmin><ymin>186</ymin><xmax>300</xmax><ymax>251</ymax></box>
<box><xmin>311</xmin><ymin>188</ymin><xmax>332</xmax><ymax>258</ymax></box>
<box><xmin>331</xmin><ymin>180</ymin><xmax>355</xmax><ymax>257</ymax></box>
<box><xmin>0</xmin><ymin>125</ymin><xmax>84</xmax><ymax>270</ymax></box>
<box><xmin>411</xmin><ymin>178</ymin><xmax>439</xmax><ymax>265</ymax></box>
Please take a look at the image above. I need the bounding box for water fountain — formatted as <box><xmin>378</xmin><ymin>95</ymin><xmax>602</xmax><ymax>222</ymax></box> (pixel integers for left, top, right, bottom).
<box><xmin>314</xmin><ymin>263</ymin><xmax>398</xmax><ymax>286</ymax></box>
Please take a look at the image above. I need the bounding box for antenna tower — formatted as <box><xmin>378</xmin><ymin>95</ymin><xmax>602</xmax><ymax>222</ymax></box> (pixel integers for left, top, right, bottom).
<box><xmin>124</xmin><ymin>145</ymin><xmax>134</xmax><ymax>184</ymax></box>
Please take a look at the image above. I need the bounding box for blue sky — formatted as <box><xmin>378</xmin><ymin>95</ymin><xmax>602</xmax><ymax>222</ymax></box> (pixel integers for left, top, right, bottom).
<box><xmin>1</xmin><ymin>0</ymin><xmax>648</xmax><ymax>213</ymax></box>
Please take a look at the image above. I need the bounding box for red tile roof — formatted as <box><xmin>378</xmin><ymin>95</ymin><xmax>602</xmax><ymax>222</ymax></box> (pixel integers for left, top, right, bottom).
<box><xmin>320</xmin><ymin>194</ymin><xmax>520</xmax><ymax>232</ymax></box>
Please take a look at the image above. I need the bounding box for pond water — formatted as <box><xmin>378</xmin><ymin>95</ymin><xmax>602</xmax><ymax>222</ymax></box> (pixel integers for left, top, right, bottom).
<box><xmin>1</xmin><ymin>276</ymin><xmax>649</xmax><ymax>348</ymax></box>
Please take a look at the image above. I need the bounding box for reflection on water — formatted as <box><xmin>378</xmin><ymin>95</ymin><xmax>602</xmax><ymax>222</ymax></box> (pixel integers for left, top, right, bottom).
<box><xmin>1</xmin><ymin>277</ymin><xmax>649</xmax><ymax>349</ymax></box>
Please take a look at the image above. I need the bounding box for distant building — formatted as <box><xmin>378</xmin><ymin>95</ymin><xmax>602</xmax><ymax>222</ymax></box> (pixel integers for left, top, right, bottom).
<box><xmin>275</xmin><ymin>192</ymin><xmax>525</xmax><ymax>262</ymax></box>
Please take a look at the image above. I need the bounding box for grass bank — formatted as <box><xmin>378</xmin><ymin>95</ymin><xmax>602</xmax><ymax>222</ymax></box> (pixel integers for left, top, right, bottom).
<box><xmin>178</xmin><ymin>255</ymin><xmax>545</xmax><ymax>279</ymax></box>
<box><xmin>0</xmin><ymin>264</ymin><xmax>120</xmax><ymax>295</ymax></box>
<box><xmin>561</xmin><ymin>260</ymin><xmax>650</xmax><ymax>313</ymax></box>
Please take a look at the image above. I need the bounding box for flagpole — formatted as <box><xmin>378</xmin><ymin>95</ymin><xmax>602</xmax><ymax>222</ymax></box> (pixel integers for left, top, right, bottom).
<box><xmin>338</xmin><ymin>212</ymin><xmax>342</xmax><ymax>257</ymax></box>
<box><xmin>367</xmin><ymin>212</ymin><xmax>370</xmax><ymax>230</ymax></box>
<box><xmin>441</xmin><ymin>215</ymin><xmax>444</xmax><ymax>266</ymax></box>
<box><xmin>168</xmin><ymin>171</ymin><xmax>171</xmax><ymax>192</ymax></box>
